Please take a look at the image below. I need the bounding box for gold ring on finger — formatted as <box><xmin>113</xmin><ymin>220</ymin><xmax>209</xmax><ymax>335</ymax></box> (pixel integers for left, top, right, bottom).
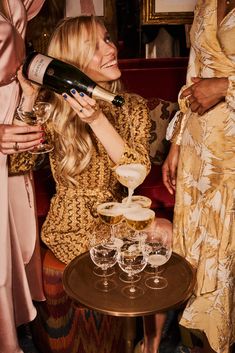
<box><xmin>13</xmin><ymin>142</ymin><xmax>19</xmax><ymax>151</ymax></box>
<box><xmin>185</xmin><ymin>97</ymin><xmax>191</xmax><ymax>108</ymax></box>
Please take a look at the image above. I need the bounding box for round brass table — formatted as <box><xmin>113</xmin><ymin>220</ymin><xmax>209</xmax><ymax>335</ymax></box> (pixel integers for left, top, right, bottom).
<box><xmin>62</xmin><ymin>251</ymin><xmax>195</xmax><ymax>317</ymax></box>
<box><xmin>63</xmin><ymin>251</ymin><xmax>195</xmax><ymax>353</ymax></box>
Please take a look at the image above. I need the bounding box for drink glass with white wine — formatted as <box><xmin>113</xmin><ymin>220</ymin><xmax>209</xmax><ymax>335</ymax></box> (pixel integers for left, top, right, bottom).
<box><xmin>114</xmin><ymin>164</ymin><xmax>147</xmax><ymax>206</ymax></box>
<box><xmin>145</xmin><ymin>229</ymin><xmax>172</xmax><ymax>290</ymax></box>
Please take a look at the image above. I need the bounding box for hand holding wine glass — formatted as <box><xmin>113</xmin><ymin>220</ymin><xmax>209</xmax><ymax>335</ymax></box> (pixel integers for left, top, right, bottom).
<box><xmin>17</xmin><ymin>102</ymin><xmax>53</xmax><ymax>154</ymax></box>
<box><xmin>0</xmin><ymin>124</ymin><xmax>43</xmax><ymax>154</ymax></box>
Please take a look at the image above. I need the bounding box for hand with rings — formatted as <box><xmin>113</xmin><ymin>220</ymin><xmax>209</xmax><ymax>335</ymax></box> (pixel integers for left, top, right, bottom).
<box><xmin>180</xmin><ymin>77</ymin><xmax>228</xmax><ymax>115</ymax></box>
<box><xmin>0</xmin><ymin>124</ymin><xmax>44</xmax><ymax>155</ymax></box>
<box><xmin>62</xmin><ymin>89</ymin><xmax>101</xmax><ymax>124</ymax></box>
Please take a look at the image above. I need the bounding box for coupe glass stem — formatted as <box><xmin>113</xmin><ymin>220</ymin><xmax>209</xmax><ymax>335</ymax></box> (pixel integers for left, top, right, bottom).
<box><xmin>110</xmin><ymin>225</ymin><xmax>115</xmax><ymax>240</ymax></box>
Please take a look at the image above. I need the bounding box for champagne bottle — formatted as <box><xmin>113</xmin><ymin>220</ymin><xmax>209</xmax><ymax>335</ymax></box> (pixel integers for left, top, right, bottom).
<box><xmin>22</xmin><ymin>52</ymin><xmax>125</xmax><ymax>107</ymax></box>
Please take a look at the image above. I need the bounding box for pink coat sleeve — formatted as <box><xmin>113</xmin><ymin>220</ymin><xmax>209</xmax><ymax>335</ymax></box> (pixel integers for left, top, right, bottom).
<box><xmin>23</xmin><ymin>0</ymin><xmax>45</xmax><ymax>21</ymax></box>
<box><xmin>0</xmin><ymin>0</ymin><xmax>45</xmax><ymax>86</ymax></box>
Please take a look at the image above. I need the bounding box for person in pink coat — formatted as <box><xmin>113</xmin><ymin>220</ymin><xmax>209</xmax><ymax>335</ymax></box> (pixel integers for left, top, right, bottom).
<box><xmin>0</xmin><ymin>1</ymin><xmax>45</xmax><ymax>352</ymax></box>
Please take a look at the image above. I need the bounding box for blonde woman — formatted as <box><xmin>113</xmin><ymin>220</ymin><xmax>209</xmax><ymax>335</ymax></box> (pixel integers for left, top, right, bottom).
<box><xmin>10</xmin><ymin>16</ymin><xmax>152</xmax><ymax>353</ymax></box>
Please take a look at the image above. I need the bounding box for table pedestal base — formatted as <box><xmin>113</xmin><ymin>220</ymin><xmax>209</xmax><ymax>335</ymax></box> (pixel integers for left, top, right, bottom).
<box><xmin>123</xmin><ymin>317</ymin><xmax>137</xmax><ymax>353</ymax></box>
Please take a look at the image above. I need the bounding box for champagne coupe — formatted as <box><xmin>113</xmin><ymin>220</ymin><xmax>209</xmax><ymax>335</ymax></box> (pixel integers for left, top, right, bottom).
<box><xmin>17</xmin><ymin>102</ymin><xmax>54</xmax><ymax>154</ymax></box>
<box><xmin>97</xmin><ymin>202</ymin><xmax>124</xmax><ymax>240</ymax></box>
<box><xmin>89</xmin><ymin>243</ymin><xmax>118</xmax><ymax>292</ymax></box>
<box><xmin>145</xmin><ymin>230</ymin><xmax>172</xmax><ymax>289</ymax></box>
<box><xmin>123</xmin><ymin>208</ymin><xmax>155</xmax><ymax>232</ymax></box>
<box><xmin>122</xmin><ymin>195</ymin><xmax>152</xmax><ymax>209</ymax></box>
<box><xmin>123</xmin><ymin>207</ymin><xmax>155</xmax><ymax>242</ymax></box>
<box><xmin>114</xmin><ymin>164</ymin><xmax>147</xmax><ymax>205</ymax></box>
<box><xmin>117</xmin><ymin>241</ymin><xmax>148</xmax><ymax>298</ymax></box>
<box><xmin>97</xmin><ymin>201</ymin><xmax>141</xmax><ymax>240</ymax></box>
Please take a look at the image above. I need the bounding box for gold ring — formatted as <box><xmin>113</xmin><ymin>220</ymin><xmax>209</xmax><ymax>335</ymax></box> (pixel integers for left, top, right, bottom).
<box><xmin>185</xmin><ymin>97</ymin><xmax>191</xmax><ymax>108</ymax></box>
<box><xmin>13</xmin><ymin>142</ymin><xmax>19</xmax><ymax>151</ymax></box>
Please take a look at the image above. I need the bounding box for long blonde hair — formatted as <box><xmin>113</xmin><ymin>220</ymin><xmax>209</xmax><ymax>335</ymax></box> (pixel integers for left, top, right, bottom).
<box><xmin>46</xmin><ymin>16</ymin><xmax>121</xmax><ymax>186</ymax></box>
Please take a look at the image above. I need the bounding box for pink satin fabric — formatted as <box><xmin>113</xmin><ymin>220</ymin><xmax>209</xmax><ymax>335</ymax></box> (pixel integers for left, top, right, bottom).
<box><xmin>0</xmin><ymin>1</ymin><xmax>45</xmax><ymax>352</ymax></box>
<box><xmin>80</xmin><ymin>0</ymin><xmax>95</xmax><ymax>14</ymax></box>
<box><xmin>66</xmin><ymin>0</ymin><xmax>98</xmax><ymax>16</ymax></box>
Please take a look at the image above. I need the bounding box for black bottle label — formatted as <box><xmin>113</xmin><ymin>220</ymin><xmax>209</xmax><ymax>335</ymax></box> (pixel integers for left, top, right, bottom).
<box><xmin>27</xmin><ymin>54</ymin><xmax>53</xmax><ymax>84</ymax></box>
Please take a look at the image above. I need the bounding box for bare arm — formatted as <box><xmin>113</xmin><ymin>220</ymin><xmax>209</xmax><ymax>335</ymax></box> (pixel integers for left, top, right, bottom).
<box><xmin>162</xmin><ymin>143</ymin><xmax>180</xmax><ymax>195</ymax></box>
<box><xmin>62</xmin><ymin>90</ymin><xmax>125</xmax><ymax>163</ymax></box>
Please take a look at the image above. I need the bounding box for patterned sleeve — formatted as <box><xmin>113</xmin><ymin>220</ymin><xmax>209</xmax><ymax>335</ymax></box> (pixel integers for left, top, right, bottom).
<box><xmin>8</xmin><ymin>152</ymin><xmax>39</xmax><ymax>175</ymax></box>
<box><xmin>116</xmin><ymin>94</ymin><xmax>151</xmax><ymax>174</ymax></box>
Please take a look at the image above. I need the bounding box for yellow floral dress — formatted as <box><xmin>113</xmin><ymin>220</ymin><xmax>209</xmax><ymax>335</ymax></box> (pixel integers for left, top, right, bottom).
<box><xmin>10</xmin><ymin>93</ymin><xmax>151</xmax><ymax>264</ymax></box>
<box><xmin>169</xmin><ymin>1</ymin><xmax>235</xmax><ymax>352</ymax></box>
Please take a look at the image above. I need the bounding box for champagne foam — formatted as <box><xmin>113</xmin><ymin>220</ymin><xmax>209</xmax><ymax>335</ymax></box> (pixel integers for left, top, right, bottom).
<box><xmin>122</xmin><ymin>195</ymin><xmax>152</xmax><ymax>208</ymax></box>
<box><xmin>115</xmin><ymin>164</ymin><xmax>146</xmax><ymax>178</ymax></box>
<box><xmin>97</xmin><ymin>202</ymin><xmax>123</xmax><ymax>216</ymax></box>
<box><xmin>124</xmin><ymin>208</ymin><xmax>155</xmax><ymax>221</ymax></box>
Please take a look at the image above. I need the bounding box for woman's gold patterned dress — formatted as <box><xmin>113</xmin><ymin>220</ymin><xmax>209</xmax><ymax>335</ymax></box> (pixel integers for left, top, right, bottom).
<box><xmin>171</xmin><ymin>1</ymin><xmax>235</xmax><ymax>352</ymax></box>
<box><xmin>43</xmin><ymin>93</ymin><xmax>151</xmax><ymax>263</ymax></box>
<box><xmin>10</xmin><ymin>93</ymin><xmax>151</xmax><ymax>264</ymax></box>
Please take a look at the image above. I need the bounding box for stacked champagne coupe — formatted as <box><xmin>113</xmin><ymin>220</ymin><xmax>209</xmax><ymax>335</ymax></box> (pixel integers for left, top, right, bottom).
<box><xmin>89</xmin><ymin>163</ymin><xmax>172</xmax><ymax>297</ymax></box>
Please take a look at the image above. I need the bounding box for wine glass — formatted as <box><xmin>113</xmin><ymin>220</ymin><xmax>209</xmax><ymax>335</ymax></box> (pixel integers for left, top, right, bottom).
<box><xmin>117</xmin><ymin>240</ymin><xmax>148</xmax><ymax>298</ymax></box>
<box><xmin>89</xmin><ymin>243</ymin><xmax>118</xmax><ymax>292</ymax></box>
<box><xmin>144</xmin><ymin>218</ymin><xmax>173</xmax><ymax>275</ymax></box>
<box><xmin>145</xmin><ymin>229</ymin><xmax>172</xmax><ymax>290</ymax></box>
<box><xmin>17</xmin><ymin>102</ymin><xmax>54</xmax><ymax>154</ymax></box>
<box><xmin>117</xmin><ymin>238</ymin><xmax>142</xmax><ymax>283</ymax></box>
<box><xmin>114</xmin><ymin>164</ymin><xmax>147</xmax><ymax>205</ymax></box>
<box><xmin>89</xmin><ymin>222</ymin><xmax>117</xmax><ymax>277</ymax></box>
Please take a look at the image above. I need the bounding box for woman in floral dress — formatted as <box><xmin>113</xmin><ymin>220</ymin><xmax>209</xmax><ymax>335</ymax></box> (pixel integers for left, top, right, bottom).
<box><xmin>162</xmin><ymin>1</ymin><xmax>235</xmax><ymax>352</ymax></box>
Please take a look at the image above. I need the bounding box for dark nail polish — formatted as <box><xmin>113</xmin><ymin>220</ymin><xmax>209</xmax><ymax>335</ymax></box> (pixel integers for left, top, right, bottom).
<box><xmin>62</xmin><ymin>93</ymin><xmax>67</xmax><ymax>99</ymax></box>
<box><xmin>79</xmin><ymin>92</ymin><xmax>84</xmax><ymax>97</ymax></box>
<box><xmin>71</xmin><ymin>89</ymin><xmax>76</xmax><ymax>95</ymax></box>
